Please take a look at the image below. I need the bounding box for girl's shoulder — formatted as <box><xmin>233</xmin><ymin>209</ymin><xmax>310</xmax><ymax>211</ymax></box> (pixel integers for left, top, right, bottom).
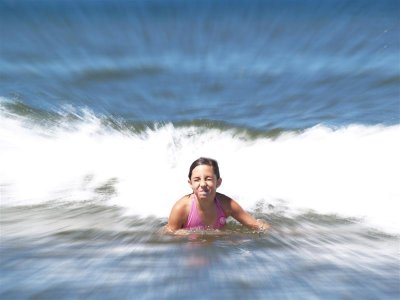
<box><xmin>216</xmin><ymin>193</ymin><xmax>234</xmax><ymax>216</ymax></box>
<box><xmin>166</xmin><ymin>194</ymin><xmax>192</xmax><ymax>232</ymax></box>
<box><xmin>173</xmin><ymin>194</ymin><xmax>192</xmax><ymax>214</ymax></box>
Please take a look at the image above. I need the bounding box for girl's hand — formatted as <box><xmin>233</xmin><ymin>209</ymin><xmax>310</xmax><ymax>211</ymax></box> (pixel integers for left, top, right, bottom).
<box><xmin>256</xmin><ymin>219</ymin><xmax>270</xmax><ymax>231</ymax></box>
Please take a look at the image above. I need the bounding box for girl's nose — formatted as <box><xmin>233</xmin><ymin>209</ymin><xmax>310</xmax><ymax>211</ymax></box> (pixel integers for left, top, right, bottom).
<box><xmin>200</xmin><ymin>179</ymin><xmax>207</xmax><ymax>187</ymax></box>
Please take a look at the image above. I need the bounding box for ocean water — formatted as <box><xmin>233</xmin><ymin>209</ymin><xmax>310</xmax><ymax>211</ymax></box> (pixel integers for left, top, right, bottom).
<box><xmin>1</xmin><ymin>0</ymin><xmax>399</xmax><ymax>299</ymax></box>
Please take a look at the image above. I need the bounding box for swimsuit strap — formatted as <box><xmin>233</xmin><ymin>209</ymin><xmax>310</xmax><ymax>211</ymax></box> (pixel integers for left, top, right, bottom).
<box><xmin>215</xmin><ymin>196</ymin><xmax>226</xmax><ymax>218</ymax></box>
<box><xmin>184</xmin><ymin>194</ymin><xmax>203</xmax><ymax>229</ymax></box>
<box><xmin>214</xmin><ymin>195</ymin><xmax>227</xmax><ymax>228</ymax></box>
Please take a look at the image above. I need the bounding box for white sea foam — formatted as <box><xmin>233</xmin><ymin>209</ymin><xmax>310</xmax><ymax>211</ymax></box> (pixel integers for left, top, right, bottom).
<box><xmin>1</xmin><ymin>108</ymin><xmax>399</xmax><ymax>233</ymax></box>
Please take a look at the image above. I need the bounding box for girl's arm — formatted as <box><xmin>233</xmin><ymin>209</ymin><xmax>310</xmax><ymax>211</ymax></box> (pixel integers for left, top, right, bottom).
<box><xmin>165</xmin><ymin>196</ymin><xmax>189</xmax><ymax>232</ymax></box>
<box><xmin>228</xmin><ymin>197</ymin><xmax>270</xmax><ymax>231</ymax></box>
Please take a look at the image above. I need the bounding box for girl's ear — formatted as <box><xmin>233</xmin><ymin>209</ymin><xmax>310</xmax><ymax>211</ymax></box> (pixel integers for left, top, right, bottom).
<box><xmin>187</xmin><ymin>179</ymin><xmax>192</xmax><ymax>187</ymax></box>
<box><xmin>217</xmin><ymin>178</ymin><xmax>222</xmax><ymax>188</ymax></box>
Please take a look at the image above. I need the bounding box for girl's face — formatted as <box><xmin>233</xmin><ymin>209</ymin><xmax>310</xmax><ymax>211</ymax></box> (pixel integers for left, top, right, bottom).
<box><xmin>188</xmin><ymin>164</ymin><xmax>222</xmax><ymax>201</ymax></box>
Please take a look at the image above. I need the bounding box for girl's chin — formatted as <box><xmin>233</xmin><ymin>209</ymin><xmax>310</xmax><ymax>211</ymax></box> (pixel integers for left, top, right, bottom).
<box><xmin>197</xmin><ymin>192</ymin><xmax>209</xmax><ymax>198</ymax></box>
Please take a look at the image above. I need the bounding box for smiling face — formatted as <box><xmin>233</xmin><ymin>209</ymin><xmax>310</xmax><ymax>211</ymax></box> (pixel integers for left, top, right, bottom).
<box><xmin>188</xmin><ymin>164</ymin><xmax>222</xmax><ymax>201</ymax></box>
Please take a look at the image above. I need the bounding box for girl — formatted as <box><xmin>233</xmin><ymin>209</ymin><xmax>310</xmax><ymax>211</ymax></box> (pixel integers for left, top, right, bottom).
<box><xmin>166</xmin><ymin>157</ymin><xmax>270</xmax><ymax>233</ymax></box>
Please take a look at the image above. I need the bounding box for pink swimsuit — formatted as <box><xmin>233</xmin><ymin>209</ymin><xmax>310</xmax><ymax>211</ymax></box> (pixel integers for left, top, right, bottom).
<box><xmin>184</xmin><ymin>194</ymin><xmax>226</xmax><ymax>230</ymax></box>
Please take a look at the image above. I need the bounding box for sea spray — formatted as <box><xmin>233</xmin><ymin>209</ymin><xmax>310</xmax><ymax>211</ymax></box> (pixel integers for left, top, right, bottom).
<box><xmin>1</xmin><ymin>105</ymin><xmax>399</xmax><ymax>233</ymax></box>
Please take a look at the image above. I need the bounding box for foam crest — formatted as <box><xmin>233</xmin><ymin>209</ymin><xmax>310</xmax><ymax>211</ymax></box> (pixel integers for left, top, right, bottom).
<box><xmin>1</xmin><ymin>109</ymin><xmax>399</xmax><ymax>233</ymax></box>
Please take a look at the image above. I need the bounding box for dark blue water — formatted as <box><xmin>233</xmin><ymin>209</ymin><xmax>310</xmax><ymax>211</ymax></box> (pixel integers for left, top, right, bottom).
<box><xmin>1</xmin><ymin>0</ymin><xmax>399</xmax><ymax>129</ymax></box>
<box><xmin>1</xmin><ymin>0</ymin><xmax>399</xmax><ymax>299</ymax></box>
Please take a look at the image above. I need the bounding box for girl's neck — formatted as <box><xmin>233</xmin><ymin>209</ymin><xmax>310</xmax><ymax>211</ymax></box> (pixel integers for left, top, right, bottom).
<box><xmin>194</xmin><ymin>194</ymin><xmax>216</xmax><ymax>211</ymax></box>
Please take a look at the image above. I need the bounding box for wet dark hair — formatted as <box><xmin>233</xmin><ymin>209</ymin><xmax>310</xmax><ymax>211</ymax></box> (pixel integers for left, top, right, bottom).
<box><xmin>188</xmin><ymin>157</ymin><xmax>220</xmax><ymax>180</ymax></box>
